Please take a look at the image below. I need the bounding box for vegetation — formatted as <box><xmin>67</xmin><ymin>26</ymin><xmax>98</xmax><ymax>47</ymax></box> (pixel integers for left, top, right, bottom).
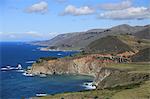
<box><xmin>111</xmin><ymin>81</ymin><xmax>150</xmax><ymax>99</ymax></box>
<box><xmin>31</xmin><ymin>62</ymin><xmax>150</xmax><ymax>99</ymax></box>
<box><xmin>32</xmin><ymin>81</ymin><xmax>150</xmax><ymax>99</ymax></box>
<box><xmin>131</xmin><ymin>48</ymin><xmax>150</xmax><ymax>62</ymax></box>
<box><xmin>118</xmin><ymin>34</ymin><xmax>150</xmax><ymax>51</ymax></box>
<box><xmin>107</xmin><ymin>62</ymin><xmax>150</xmax><ymax>73</ymax></box>
<box><xmin>84</xmin><ymin>34</ymin><xmax>150</xmax><ymax>54</ymax></box>
<box><xmin>31</xmin><ymin>24</ymin><xmax>150</xmax><ymax>51</ymax></box>
<box><xmin>85</xmin><ymin>36</ymin><xmax>134</xmax><ymax>54</ymax></box>
<box><xmin>30</xmin><ymin>25</ymin><xmax>150</xmax><ymax>99</ymax></box>
<box><xmin>134</xmin><ymin>26</ymin><xmax>150</xmax><ymax>40</ymax></box>
<box><xmin>36</xmin><ymin>57</ymin><xmax>58</xmax><ymax>63</ymax></box>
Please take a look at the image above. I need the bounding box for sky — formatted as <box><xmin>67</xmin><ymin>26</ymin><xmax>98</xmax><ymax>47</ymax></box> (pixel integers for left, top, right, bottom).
<box><xmin>0</xmin><ymin>0</ymin><xmax>150</xmax><ymax>42</ymax></box>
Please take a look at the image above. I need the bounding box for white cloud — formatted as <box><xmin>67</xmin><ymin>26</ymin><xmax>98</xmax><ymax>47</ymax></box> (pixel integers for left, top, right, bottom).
<box><xmin>55</xmin><ymin>0</ymin><xmax>67</xmax><ymax>3</ymax></box>
<box><xmin>61</xmin><ymin>5</ymin><xmax>95</xmax><ymax>16</ymax></box>
<box><xmin>0</xmin><ymin>33</ymin><xmax>18</xmax><ymax>41</ymax></box>
<box><xmin>25</xmin><ymin>31</ymin><xmax>43</xmax><ymax>37</ymax></box>
<box><xmin>98</xmin><ymin>7</ymin><xmax>150</xmax><ymax>20</ymax></box>
<box><xmin>9</xmin><ymin>34</ymin><xmax>16</xmax><ymax>38</ymax></box>
<box><xmin>98</xmin><ymin>0</ymin><xmax>132</xmax><ymax>10</ymax></box>
<box><xmin>0</xmin><ymin>31</ymin><xmax>54</xmax><ymax>41</ymax></box>
<box><xmin>25</xmin><ymin>31</ymin><xmax>57</xmax><ymax>39</ymax></box>
<box><xmin>25</xmin><ymin>1</ymin><xmax>48</xmax><ymax>14</ymax></box>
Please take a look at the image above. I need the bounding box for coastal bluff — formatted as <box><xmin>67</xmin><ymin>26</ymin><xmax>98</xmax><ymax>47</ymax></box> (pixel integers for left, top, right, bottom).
<box><xmin>28</xmin><ymin>54</ymin><xmax>150</xmax><ymax>89</ymax></box>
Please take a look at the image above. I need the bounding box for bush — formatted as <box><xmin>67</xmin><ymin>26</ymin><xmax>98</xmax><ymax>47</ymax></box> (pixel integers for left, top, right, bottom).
<box><xmin>36</xmin><ymin>57</ymin><xmax>58</xmax><ymax>63</ymax></box>
<box><xmin>94</xmin><ymin>96</ymin><xmax>98</xmax><ymax>99</ymax></box>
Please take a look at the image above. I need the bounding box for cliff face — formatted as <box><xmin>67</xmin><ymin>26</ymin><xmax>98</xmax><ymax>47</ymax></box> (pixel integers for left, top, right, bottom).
<box><xmin>28</xmin><ymin>55</ymin><xmax>150</xmax><ymax>89</ymax></box>
<box><xmin>29</xmin><ymin>56</ymin><xmax>102</xmax><ymax>77</ymax></box>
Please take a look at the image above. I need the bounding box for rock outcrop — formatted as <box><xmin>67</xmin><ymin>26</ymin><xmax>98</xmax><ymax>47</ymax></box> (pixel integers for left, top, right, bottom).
<box><xmin>29</xmin><ymin>56</ymin><xmax>102</xmax><ymax>77</ymax></box>
<box><xmin>28</xmin><ymin>55</ymin><xmax>150</xmax><ymax>89</ymax></box>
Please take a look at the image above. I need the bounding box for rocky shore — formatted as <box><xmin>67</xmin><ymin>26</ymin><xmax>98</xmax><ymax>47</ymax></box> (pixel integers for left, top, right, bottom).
<box><xmin>28</xmin><ymin>54</ymin><xmax>150</xmax><ymax>89</ymax></box>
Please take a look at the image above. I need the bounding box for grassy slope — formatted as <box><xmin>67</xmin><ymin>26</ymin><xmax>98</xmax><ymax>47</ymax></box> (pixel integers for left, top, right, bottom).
<box><xmin>33</xmin><ymin>81</ymin><xmax>150</xmax><ymax>99</ymax></box>
<box><xmin>107</xmin><ymin>62</ymin><xmax>150</xmax><ymax>73</ymax></box>
<box><xmin>37</xmin><ymin>90</ymin><xmax>116</xmax><ymax>99</ymax></box>
<box><xmin>112</xmin><ymin>81</ymin><xmax>150</xmax><ymax>99</ymax></box>
<box><xmin>85</xmin><ymin>34</ymin><xmax>150</xmax><ymax>54</ymax></box>
<box><xmin>32</xmin><ymin>62</ymin><xmax>150</xmax><ymax>99</ymax></box>
<box><xmin>131</xmin><ymin>48</ymin><xmax>150</xmax><ymax>62</ymax></box>
<box><xmin>85</xmin><ymin>36</ymin><xmax>133</xmax><ymax>54</ymax></box>
<box><xmin>134</xmin><ymin>26</ymin><xmax>150</xmax><ymax>40</ymax></box>
<box><xmin>117</xmin><ymin>35</ymin><xmax>150</xmax><ymax>51</ymax></box>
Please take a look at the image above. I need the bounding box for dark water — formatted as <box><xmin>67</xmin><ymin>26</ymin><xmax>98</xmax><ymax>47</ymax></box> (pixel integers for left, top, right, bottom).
<box><xmin>0</xmin><ymin>42</ymin><xmax>93</xmax><ymax>99</ymax></box>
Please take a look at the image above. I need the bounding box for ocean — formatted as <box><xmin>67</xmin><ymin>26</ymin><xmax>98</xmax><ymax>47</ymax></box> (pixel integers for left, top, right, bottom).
<box><xmin>0</xmin><ymin>42</ymin><xmax>93</xmax><ymax>99</ymax></box>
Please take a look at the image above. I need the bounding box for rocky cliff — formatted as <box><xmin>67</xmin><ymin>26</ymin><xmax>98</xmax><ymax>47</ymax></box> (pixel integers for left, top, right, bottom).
<box><xmin>28</xmin><ymin>55</ymin><xmax>150</xmax><ymax>89</ymax></box>
<box><xmin>29</xmin><ymin>56</ymin><xmax>101</xmax><ymax>76</ymax></box>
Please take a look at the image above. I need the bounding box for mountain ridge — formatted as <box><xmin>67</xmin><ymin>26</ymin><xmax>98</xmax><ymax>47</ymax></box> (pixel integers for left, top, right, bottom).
<box><xmin>30</xmin><ymin>24</ymin><xmax>149</xmax><ymax>50</ymax></box>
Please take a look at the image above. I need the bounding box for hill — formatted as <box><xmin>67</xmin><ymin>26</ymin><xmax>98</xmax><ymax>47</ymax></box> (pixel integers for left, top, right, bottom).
<box><xmin>134</xmin><ymin>25</ymin><xmax>150</xmax><ymax>39</ymax></box>
<box><xmin>117</xmin><ymin>34</ymin><xmax>150</xmax><ymax>51</ymax></box>
<box><xmin>30</xmin><ymin>24</ymin><xmax>148</xmax><ymax>50</ymax></box>
<box><xmin>131</xmin><ymin>48</ymin><xmax>150</xmax><ymax>62</ymax></box>
<box><xmin>84</xmin><ymin>36</ymin><xmax>134</xmax><ymax>54</ymax></box>
<box><xmin>84</xmin><ymin>34</ymin><xmax>150</xmax><ymax>54</ymax></box>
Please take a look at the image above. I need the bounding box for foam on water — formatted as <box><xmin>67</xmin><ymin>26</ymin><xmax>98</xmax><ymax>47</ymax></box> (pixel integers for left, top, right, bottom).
<box><xmin>25</xmin><ymin>61</ymin><xmax>36</xmax><ymax>64</ymax></box>
<box><xmin>0</xmin><ymin>42</ymin><xmax>93</xmax><ymax>99</ymax></box>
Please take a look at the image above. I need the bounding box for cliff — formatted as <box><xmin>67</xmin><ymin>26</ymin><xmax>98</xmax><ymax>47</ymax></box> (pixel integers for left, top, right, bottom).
<box><xmin>29</xmin><ymin>56</ymin><xmax>102</xmax><ymax>76</ymax></box>
<box><xmin>28</xmin><ymin>55</ymin><xmax>150</xmax><ymax>89</ymax></box>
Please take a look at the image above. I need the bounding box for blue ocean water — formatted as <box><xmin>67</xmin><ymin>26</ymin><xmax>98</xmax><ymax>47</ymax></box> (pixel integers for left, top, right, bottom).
<box><xmin>0</xmin><ymin>42</ymin><xmax>93</xmax><ymax>99</ymax></box>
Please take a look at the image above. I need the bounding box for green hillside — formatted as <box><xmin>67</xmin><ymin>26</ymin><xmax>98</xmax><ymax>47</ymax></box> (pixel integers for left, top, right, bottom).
<box><xmin>84</xmin><ymin>34</ymin><xmax>150</xmax><ymax>54</ymax></box>
<box><xmin>131</xmin><ymin>48</ymin><xmax>150</xmax><ymax>62</ymax></box>
<box><xmin>84</xmin><ymin>35</ymin><xmax>134</xmax><ymax>54</ymax></box>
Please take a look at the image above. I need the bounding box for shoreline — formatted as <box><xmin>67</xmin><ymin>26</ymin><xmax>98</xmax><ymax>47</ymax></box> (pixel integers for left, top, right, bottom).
<box><xmin>31</xmin><ymin>80</ymin><xmax>150</xmax><ymax>99</ymax></box>
<box><xmin>28</xmin><ymin>60</ymin><xmax>150</xmax><ymax>98</ymax></box>
<box><xmin>38</xmin><ymin>47</ymin><xmax>81</xmax><ymax>52</ymax></box>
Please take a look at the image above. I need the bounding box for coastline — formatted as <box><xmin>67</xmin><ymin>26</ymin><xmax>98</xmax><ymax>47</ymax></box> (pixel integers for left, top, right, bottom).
<box><xmin>30</xmin><ymin>57</ymin><xmax>150</xmax><ymax>99</ymax></box>
<box><xmin>31</xmin><ymin>80</ymin><xmax>150</xmax><ymax>99</ymax></box>
<box><xmin>31</xmin><ymin>63</ymin><xmax>150</xmax><ymax>99</ymax></box>
<box><xmin>1</xmin><ymin>42</ymin><xmax>88</xmax><ymax>99</ymax></box>
<box><xmin>39</xmin><ymin>47</ymin><xmax>81</xmax><ymax>52</ymax></box>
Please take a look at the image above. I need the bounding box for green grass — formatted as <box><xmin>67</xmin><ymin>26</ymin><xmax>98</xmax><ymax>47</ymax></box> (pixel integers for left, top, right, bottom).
<box><xmin>32</xmin><ymin>89</ymin><xmax>116</xmax><ymax>99</ymax></box>
<box><xmin>112</xmin><ymin>81</ymin><xmax>150</xmax><ymax>99</ymax></box>
<box><xmin>117</xmin><ymin>34</ymin><xmax>150</xmax><ymax>51</ymax></box>
<box><xmin>31</xmin><ymin>62</ymin><xmax>150</xmax><ymax>99</ymax></box>
<box><xmin>107</xmin><ymin>62</ymin><xmax>150</xmax><ymax>73</ymax></box>
<box><xmin>32</xmin><ymin>81</ymin><xmax>150</xmax><ymax>99</ymax></box>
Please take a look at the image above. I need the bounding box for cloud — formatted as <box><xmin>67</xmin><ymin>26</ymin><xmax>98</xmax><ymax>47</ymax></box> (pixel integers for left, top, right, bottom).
<box><xmin>25</xmin><ymin>31</ymin><xmax>56</xmax><ymax>39</ymax></box>
<box><xmin>0</xmin><ymin>31</ymin><xmax>54</xmax><ymax>41</ymax></box>
<box><xmin>0</xmin><ymin>33</ymin><xmax>18</xmax><ymax>41</ymax></box>
<box><xmin>25</xmin><ymin>1</ymin><xmax>48</xmax><ymax>14</ymax></box>
<box><xmin>61</xmin><ymin>5</ymin><xmax>95</xmax><ymax>16</ymax></box>
<box><xmin>55</xmin><ymin>0</ymin><xmax>67</xmax><ymax>3</ymax></box>
<box><xmin>25</xmin><ymin>31</ymin><xmax>43</xmax><ymax>37</ymax></box>
<box><xmin>98</xmin><ymin>0</ymin><xmax>132</xmax><ymax>10</ymax></box>
<box><xmin>98</xmin><ymin>7</ymin><xmax>150</xmax><ymax>20</ymax></box>
<box><xmin>9</xmin><ymin>34</ymin><xmax>16</xmax><ymax>38</ymax></box>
